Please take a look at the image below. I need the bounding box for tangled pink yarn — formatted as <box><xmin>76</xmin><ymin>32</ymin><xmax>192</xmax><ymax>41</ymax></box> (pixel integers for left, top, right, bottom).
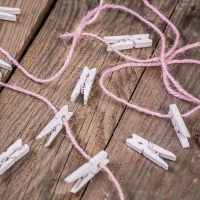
<box><xmin>1</xmin><ymin>0</ymin><xmax>200</xmax><ymax>199</ymax></box>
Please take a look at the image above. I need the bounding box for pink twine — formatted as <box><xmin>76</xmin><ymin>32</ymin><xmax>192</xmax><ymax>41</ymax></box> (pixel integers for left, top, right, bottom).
<box><xmin>0</xmin><ymin>81</ymin><xmax>124</xmax><ymax>200</ymax></box>
<box><xmin>1</xmin><ymin>0</ymin><xmax>200</xmax><ymax>199</ymax></box>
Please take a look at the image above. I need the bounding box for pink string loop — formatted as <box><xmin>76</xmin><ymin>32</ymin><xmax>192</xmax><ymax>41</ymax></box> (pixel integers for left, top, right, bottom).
<box><xmin>85</xmin><ymin>0</ymin><xmax>104</xmax><ymax>25</ymax></box>
<box><xmin>1</xmin><ymin>0</ymin><xmax>200</xmax><ymax>199</ymax></box>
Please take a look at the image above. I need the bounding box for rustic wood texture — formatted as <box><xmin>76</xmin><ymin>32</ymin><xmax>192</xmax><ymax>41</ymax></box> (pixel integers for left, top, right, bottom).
<box><xmin>0</xmin><ymin>0</ymin><xmax>56</xmax><ymax>80</ymax></box>
<box><xmin>0</xmin><ymin>0</ymin><xmax>200</xmax><ymax>200</ymax></box>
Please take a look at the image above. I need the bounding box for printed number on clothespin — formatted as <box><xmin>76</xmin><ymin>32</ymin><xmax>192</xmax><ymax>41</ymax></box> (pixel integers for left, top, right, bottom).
<box><xmin>0</xmin><ymin>139</ymin><xmax>29</xmax><ymax>175</ymax></box>
<box><xmin>169</xmin><ymin>104</ymin><xmax>190</xmax><ymax>148</ymax></box>
<box><xmin>0</xmin><ymin>7</ymin><xmax>20</xmax><ymax>22</ymax></box>
<box><xmin>104</xmin><ymin>34</ymin><xmax>152</xmax><ymax>51</ymax></box>
<box><xmin>0</xmin><ymin>59</ymin><xmax>12</xmax><ymax>71</ymax></box>
<box><xmin>126</xmin><ymin>134</ymin><xmax>176</xmax><ymax>170</ymax></box>
<box><xmin>71</xmin><ymin>67</ymin><xmax>96</xmax><ymax>105</ymax></box>
<box><xmin>36</xmin><ymin>105</ymin><xmax>73</xmax><ymax>147</ymax></box>
<box><xmin>65</xmin><ymin>150</ymin><xmax>109</xmax><ymax>193</ymax></box>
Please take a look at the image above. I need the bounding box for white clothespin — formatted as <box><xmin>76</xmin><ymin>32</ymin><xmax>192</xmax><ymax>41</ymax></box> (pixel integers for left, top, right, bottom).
<box><xmin>0</xmin><ymin>7</ymin><xmax>20</xmax><ymax>22</ymax></box>
<box><xmin>36</xmin><ymin>105</ymin><xmax>73</xmax><ymax>147</ymax></box>
<box><xmin>104</xmin><ymin>34</ymin><xmax>152</xmax><ymax>51</ymax></box>
<box><xmin>65</xmin><ymin>150</ymin><xmax>109</xmax><ymax>193</ymax></box>
<box><xmin>126</xmin><ymin>134</ymin><xmax>176</xmax><ymax>170</ymax></box>
<box><xmin>0</xmin><ymin>72</ymin><xmax>2</xmax><ymax>81</ymax></box>
<box><xmin>71</xmin><ymin>67</ymin><xmax>96</xmax><ymax>105</ymax></box>
<box><xmin>169</xmin><ymin>104</ymin><xmax>190</xmax><ymax>148</ymax></box>
<box><xmin>0</xmin><ymin>59</ymin><xmax>12</xmax><ymax>71</ymax></box>
<box><xmin>0</xmin><ymin>139</ymin><xmax>29</xmax><ymax>175</ymax></box>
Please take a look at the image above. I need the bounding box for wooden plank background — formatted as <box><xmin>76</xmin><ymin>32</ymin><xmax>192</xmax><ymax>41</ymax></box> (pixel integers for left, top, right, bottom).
<box><xmin>0</xmin><ymin>0</ymin><xmax>200</xmax><ymax>199</ymax></box>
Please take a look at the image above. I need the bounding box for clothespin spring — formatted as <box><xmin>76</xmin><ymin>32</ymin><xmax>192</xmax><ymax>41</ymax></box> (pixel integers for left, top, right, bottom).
<box><xmin>51</xmin><ymin>123</ymin><xmax>62</xmax><ymax>134</ymax></box>
<box><xmin>80</xmin><ymin>75</ymin><xmax>92</xmax><ymax>94</ymax></box>
<box><xmin>0</xmin><ymin>146</ymin><xmax>20</xmax><ymax>167</ymax></box>
<box><xmin>148</xmin><ymin>141</ymin><xmax>159</xmax><ymax>155</ymax></box>
<box><xmin>0</xmin><ymin>158</ymin><xmax>7</xmax><ymax>167</ymax></box>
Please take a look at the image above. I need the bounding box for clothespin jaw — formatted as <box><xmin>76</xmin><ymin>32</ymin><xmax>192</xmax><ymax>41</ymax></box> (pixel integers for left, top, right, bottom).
<box><xmin>169</xmin><ymin>104</ymin><xmax>190</xmax><ymax>148</ymax></box>
<box><xmin>130</xmin><ymin>34</ymin><xmax>152</xmax><ymax>48</ymax></box>
<box><xmin>36</xmin><ymin>105</ymin><xmax>73</xmax><ymax>147</ymax></box>
<box><xmin>0</xmin><ymin>139</ymin><xmax>29</xmax><ymax>175</ymax></box>
<box><xmin>65</xmin><ymin>150</ymin><xmax>109</xmax><ymax>193</ymax></box>
<box><xmin>0</xmin><ymin>7</ymin><xmax>20</xmax><ymax>22</ymax></box>
<box><xmin>0</xmin><ymin>59</ymin><xmax>12</xmax><ymax>71</ymax></box>
<box><xmin>126</xmin><ymin>134</ymin><xmax>176</xmax><ymax>170</ymax></box>
<box><xmin>104</xmin><ymin>34</ymin><xmax>152</xmax><ymax>51</ymax></box>
<box><xmin>70</xmin><ymin>67</ymin><xmax>96</xmax><ymax>105</ymax></box>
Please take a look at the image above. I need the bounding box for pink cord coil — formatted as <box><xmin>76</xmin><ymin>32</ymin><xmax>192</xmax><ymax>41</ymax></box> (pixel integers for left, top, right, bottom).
<box><xmin>0</xmin><ymin>0</ymin><xmax>200</xmax><ymax>199</ymax></box>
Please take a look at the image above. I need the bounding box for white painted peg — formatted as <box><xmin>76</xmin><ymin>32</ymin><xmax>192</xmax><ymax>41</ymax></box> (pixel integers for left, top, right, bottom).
<box><xmin>169</xmin><ymin>104</ymin><xmax>190</xmax><ymax>148</ymax></box>
<box><xmin>65</xmin><ymin>150</ymin><xmax>109</xmax><ymax>193</ymax></box>
<box><xmin>36</xmin><ymin>105</ymin><xmax>73</xmax><ymax>147</ymax></box>
<box><xmin>126</xmin><ymin>134</ymin><xmax>176</xmax><ymax>170</ymax></box>
<box><xmin>104</xmin><ymin>34</ymin><xmax>152</xmax><ymax>51</ymax></box>
<box><xmin>0</xmin><ymin>7</ymin><xmax>20</xmax><ymax>22</ymax></box>
<box><xmin>0</xmin><ymin>59</ymin><xmax>12</xmax><ymax>71</ymax></box>
<box><xmin>71</xmin><ymin>67</ymin><xmax>96</xmax><ymax>105</ymax></box>
<box><xmin>0</xmin><ymin>139</ymin><xmax>29</xmax><ymax>175</ymax></box>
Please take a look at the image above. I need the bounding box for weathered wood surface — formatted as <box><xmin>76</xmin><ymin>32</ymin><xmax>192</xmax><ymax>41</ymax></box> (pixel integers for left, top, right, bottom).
<box><xmin>0</xmin><ymin>0</ymin><xmax>200</xmax><ymax>200</ymax></box>
<box><xmin>0</xmin><ymin>0</ymin><xmax>56</xmax><ymax>81</ymax></box>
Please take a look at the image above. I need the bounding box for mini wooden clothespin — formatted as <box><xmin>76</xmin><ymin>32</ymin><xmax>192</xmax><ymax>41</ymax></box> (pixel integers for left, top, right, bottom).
<box><xmin>71</xmin><ymin>67</ymin><xmax>96</xmax><ymax>105</ymax></box>
<box><xmin>0</xmin><ymin>6</ymin><xmax>20</xmax><ymax>22</ymax></box>
<box><xmin>169</xmin><ymin>104</ymin><xmax>190</xmax><ymax>148</ymax></box>
<box><xmin>104</xmin><ymin>34</ymin><xmax>152</xmax><ymax>51</ymax></box>
<box><xmin>0</xmin><ymin>59</ymin><xmax>12</xmax><ymax>71</ymax></box>
<box><xmin>36</xmin><ymin>105</ymin><xmax>73</xmax><ymax>147</ymax></box>
<box><xmin>126</xmin><ymin>134</ymin><xmax>176</xmax><ymax>170</ymax></box>
<box><xmin>0</xmin><ymin>139</ymin><xmax>29</xmax><ymax>175</ymax></box>
<box><xmin>65</xmin><ymin>150</ymin><xmax>109</xmax><ymax>193</ymax></box>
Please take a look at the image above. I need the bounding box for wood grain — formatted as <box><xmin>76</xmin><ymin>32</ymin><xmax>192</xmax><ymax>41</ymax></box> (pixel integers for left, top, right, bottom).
<box><xmin>82</xmin><ymin>0</ymin><xmax>200</xmax><ymax>200</ymax></box>
<box><xmin>0</xmin><ymin>0</ymin><xmax>199</xmax><ymax>200</ymax></box>
<box><xmin>0</xmin><ymin>0</ymin><xmax>56</xmax><ymax>81</ymax></box>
